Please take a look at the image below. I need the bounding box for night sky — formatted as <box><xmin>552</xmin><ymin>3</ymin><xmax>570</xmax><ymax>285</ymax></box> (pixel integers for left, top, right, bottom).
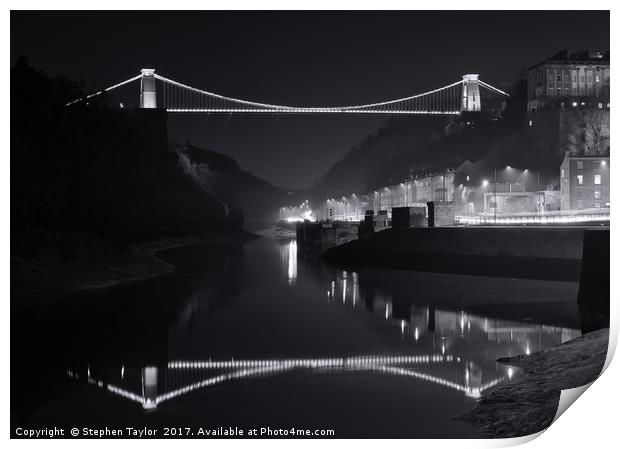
<box><xmin>11</xmin><ymin>11</ymin><xmax>609</xmax><ymax>189</ymax></box>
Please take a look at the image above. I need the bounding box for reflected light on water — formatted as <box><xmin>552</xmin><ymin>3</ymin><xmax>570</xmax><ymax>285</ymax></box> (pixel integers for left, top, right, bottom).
<box><xmin>68</xmin><ymin>353</ymin><xmax>506</xmax><ymax>410</ymax></box>
<box><xmin>287</xmin><ymin>241</ymin><xmax>297</xmax><ymax>285</ymax></box>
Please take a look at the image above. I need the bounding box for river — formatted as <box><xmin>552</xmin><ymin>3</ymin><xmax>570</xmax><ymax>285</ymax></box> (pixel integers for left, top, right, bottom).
<box><xmin>11</xmin><ymin>235</ymin><xmax>589</xmax><ymax>438</ymax></box>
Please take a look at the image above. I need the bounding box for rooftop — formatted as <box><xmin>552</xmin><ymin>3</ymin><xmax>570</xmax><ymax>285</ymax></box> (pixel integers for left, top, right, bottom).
<box><xmin>529</xmin><ymin>50</ymin><xmax>610</xmax><ymax>70</ymax></box>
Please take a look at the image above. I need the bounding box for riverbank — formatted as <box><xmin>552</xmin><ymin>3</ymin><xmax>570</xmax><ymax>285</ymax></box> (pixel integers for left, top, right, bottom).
<box><xmin>458</xmin><ymin>327</ymin><xmax>609</xmax><ymax>438</ymax></box>
<box><xmin>11</xmin><ymin>229</ymin><xmax>256</xmax><ymax>311</ymax></box>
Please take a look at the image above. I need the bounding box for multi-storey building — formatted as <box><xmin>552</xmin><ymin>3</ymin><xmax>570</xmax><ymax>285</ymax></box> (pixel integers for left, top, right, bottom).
<box><xmin>560</xmin><ymin>154</ymin><xmax>610</xmax><ymax>210</ymax></box>
<box><xmin>526</xmin><ymin>50</ymin><xmax>610</xmax><ymax>113</ymax></box>
<box><xmin>525</xmin><ymin>50</ymin><xmax>610</xmax><ymax>160</ymax></box>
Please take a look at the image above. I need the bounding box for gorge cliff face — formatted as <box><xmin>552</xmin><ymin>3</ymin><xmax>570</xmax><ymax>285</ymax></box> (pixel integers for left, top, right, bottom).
<box><xmin>11</xmin><ymin>60</ymin><xmax>239</xmax><ymax>235</ymax></box>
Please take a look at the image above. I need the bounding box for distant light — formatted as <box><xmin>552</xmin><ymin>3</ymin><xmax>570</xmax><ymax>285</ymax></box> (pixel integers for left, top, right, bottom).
<box><xmin>572</xmin><ymin>102</ymin><xmax>578</xmax><ymax>107</ymax></box>
<box><xmin>119</xmin><ymin>102</ymin><xmax>124</xmax><ymax>109</ymax></box>
<box><xmin>601</xmin><ymin>161</ymin><xmax>607</xmax><ymax>166</ymax></box>
<box><xmin>482</xmin><ymin>180</ymin><xmax>489</xmax><ymax>187</ymax></box>
<box><xmin>506</xmin><ymin>165</ymin><xmax>511</xmax><ymax>169</ymax></box>
<box><xmin>524</xmin><ymin>169</ymin><xmax>529</xmax><ymax>173</ymax></box>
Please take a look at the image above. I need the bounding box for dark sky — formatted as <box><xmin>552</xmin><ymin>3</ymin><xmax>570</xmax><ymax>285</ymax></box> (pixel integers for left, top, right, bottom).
<box><xmin>11</xmin><ymin>10</ymin><xmax>609</xmax><ymax>189</ymax></box>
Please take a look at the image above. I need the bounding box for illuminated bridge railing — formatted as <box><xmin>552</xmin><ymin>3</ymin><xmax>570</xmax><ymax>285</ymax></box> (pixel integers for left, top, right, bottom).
<box><xmin>65</xmin><ymin>70</ymin><xmax>509</xmax><ymax>115</ymax></box>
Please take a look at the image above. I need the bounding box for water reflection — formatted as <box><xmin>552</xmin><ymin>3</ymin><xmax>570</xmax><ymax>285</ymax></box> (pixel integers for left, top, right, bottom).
<box><xmin>62</xmin><ymin>238</ymin><xmax>582</xmax><ymax>417</ymax></box>
<box><xmin>67</xmin><ymin>353</ymin><xmax>510</xmax><ymax>410</ymax></box>
<box><xmin>320</xmin><ymin>264</ymin><xmax>580</xmax><ymax>359</ymax></box>
<box><xmin>280</xmin><ymin>240</ymin><xmax>298</xmax><ymax>285</ymax></box>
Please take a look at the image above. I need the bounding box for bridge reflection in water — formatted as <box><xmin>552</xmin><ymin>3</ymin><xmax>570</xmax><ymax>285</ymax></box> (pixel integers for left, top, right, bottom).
<box><xmin>65</xmin><ymin>238</ymin><xmax>581</xmax><ymax>413</ymax></box>
<box><xmin>68</xmin><ymin>353</ymin><xmax>507</xmax><ymax>410</ymax></box>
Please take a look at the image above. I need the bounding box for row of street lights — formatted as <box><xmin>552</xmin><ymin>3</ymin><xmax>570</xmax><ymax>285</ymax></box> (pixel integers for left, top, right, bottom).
<box><xmin>479</xmin><ymin>166</ymin><xmax>541</xmax><ymax>219</ymax></box>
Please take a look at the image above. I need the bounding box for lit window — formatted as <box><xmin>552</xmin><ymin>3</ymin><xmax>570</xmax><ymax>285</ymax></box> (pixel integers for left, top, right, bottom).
<box><xmin>594</xmin><ymin>174</ymin><xmax>602</xmax><ymax>185</ymax></box>
<box><xmin>577</xmin><ymin>175</ymin><xmax>584</xmax><ymax>185</ymax></box>
<box><xmin>528</xmin><ymin>120</ymin><xmax>533</xmax><ymax>127</ymax></box>
<box><xmin>598</xmin><ymin>103</ymin><xmax>603</xmax><ymax>109</ymax></box>
<box><xmin>594</xmin><ymin>191</ymin><xmax>601</xmax><ymax>199</ymax></box>
<box><xmin>561</xmin><ymin>169</ymin><xmax>565</xmax><ymax>178</ymax></box>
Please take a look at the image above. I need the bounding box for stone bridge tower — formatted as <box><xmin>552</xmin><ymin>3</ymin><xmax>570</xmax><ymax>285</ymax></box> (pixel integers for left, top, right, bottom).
<box><xmin>461</xmin><ymin>74</ymin><xmax>481</xmax><ymax>112</ymax></box>
<box><xmin>140</xmin><ymin>69</ymin><xmax>157</xmax><ymax>108</ymax></box>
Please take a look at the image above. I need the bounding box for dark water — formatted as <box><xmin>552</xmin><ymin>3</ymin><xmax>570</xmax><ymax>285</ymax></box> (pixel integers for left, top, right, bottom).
<box><xmin>12</xmin><ymin>236</ymin><xmax>588</xmax><ymax>438</ymax></box>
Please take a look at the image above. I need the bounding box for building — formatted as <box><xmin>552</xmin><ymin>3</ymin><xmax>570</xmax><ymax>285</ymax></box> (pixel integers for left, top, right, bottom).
<box><xmin>407</xmin><ymin>171</ymin><xmax>455</xmax><ymax>204</ymax></box>
<box><xmin>526</xmin><ymin>50</ymin><xmax>610</xmax><ymax>113</ymax></box>
<box><xmin>560</xmin><ymin>154</ymin><xmax>610</xmax><ymax>211</ymax></box>
<box><xmin>368</xmin><ymin>171</ymin><xmax>456</xmax><ymax>216</ymax></box>
<box><xmin>525</xmin><ymin>50</ymin><xmax>610</xmax><ymax>159</ymax></box>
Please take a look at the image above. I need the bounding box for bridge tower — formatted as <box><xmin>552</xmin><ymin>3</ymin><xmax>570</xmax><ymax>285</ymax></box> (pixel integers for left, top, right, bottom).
<box><xmin>141</xmin><ymin>366</ymin><xmax>158</xmax><ymax>409</ymax></box>
<box><xmin>461</xmin><ymin>74</ymin><xmax>481</xmax><ymax>112</ymax></box>
<box><xmin>140</xmin><ymin>69</ymin><xmax>157</xmax><ymax>108</ymax></box>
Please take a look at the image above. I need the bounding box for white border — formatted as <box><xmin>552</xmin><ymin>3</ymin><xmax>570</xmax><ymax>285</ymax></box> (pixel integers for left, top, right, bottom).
<box><xmin>3</xmin><ymin>2</ymin><xmax>616</xmax><ymax>448</ymax></box>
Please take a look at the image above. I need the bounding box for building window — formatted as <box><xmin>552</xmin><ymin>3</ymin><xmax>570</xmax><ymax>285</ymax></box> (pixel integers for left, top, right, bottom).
<box><xmin>598</xmin><ymin>102</ymin><xmax>603</xmax><ymax>109</ymax></box>
<box><xmin>577</xmin><ymin>161</ymin><xmax>584</xmax><ymax>170</ymax></box>
<box><xmin>577</xmin><ymin>190</ymin><xmax>583</xmax><ymax>200</ymax></box>
<box><xmin>595</xmin><ymin>202</ymin><xmax>601</xmax><ymax>208</ymax></box>
<box><xmin>528</xmin><ymin>120</ymin><xmax>533</xmax><ymax>127</ymax></box>
<box><xmin>594</xmin><ymin>174</ymin><xmax>602</xmax><ymax>185</ymax></box>
<box><xmin>557</xmin><ymin>75</ymin><xmax>562</xmax><ymax>82</ymax></box>
<box><xmin>577</xmin><ymin>175</ymin><xmax>584</xmax><ymax>185</ymax></box>
<box><xmin>561</xmin><ymin>168</ymin><xmax>565</xmax><ymax>178</ymax></box>
<box><xmin>594</xmin><ymin>191</ymin><xmax>601</xmax><ymax>199</ymax></box>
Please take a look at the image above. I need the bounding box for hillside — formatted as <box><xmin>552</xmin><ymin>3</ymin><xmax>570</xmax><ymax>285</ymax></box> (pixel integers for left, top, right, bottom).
<box><xmin>311</xmin><ymin>78</ymin><xmax>568</xmax><ymax>200</ymax></box>
<box><xmin>175</xmin><ymin>144</ymin><xmax>293</xmax><ymax>222</ymax></box>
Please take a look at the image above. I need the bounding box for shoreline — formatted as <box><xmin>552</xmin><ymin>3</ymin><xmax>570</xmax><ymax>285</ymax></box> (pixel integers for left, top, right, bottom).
<box><xmin>458</xmin><ymin>327</ymin><xmax>609</xmax><ymax>438</ymax></box>
<box><xmin>11</xmin><ymin>231</ymin><xmax>257</xmax><ymax>311</ymax></box>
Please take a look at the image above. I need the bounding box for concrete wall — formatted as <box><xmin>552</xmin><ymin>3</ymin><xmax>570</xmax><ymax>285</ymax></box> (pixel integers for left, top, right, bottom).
<box><xmin>323</xmin><ymin>227</ymin><xmax>606</xmax><ymax>281</ymax></box>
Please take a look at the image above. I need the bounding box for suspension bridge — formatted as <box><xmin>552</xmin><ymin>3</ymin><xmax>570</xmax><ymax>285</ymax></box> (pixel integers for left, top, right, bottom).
<box><xmin>66</xmin><ymin>69</ymin><xmax>509</xmax><ymax>115</ymax></box>
<box><xmin>67</xmin><ymin>353</ymin><xmax>508</xmax><ymax>410</ymax></box>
